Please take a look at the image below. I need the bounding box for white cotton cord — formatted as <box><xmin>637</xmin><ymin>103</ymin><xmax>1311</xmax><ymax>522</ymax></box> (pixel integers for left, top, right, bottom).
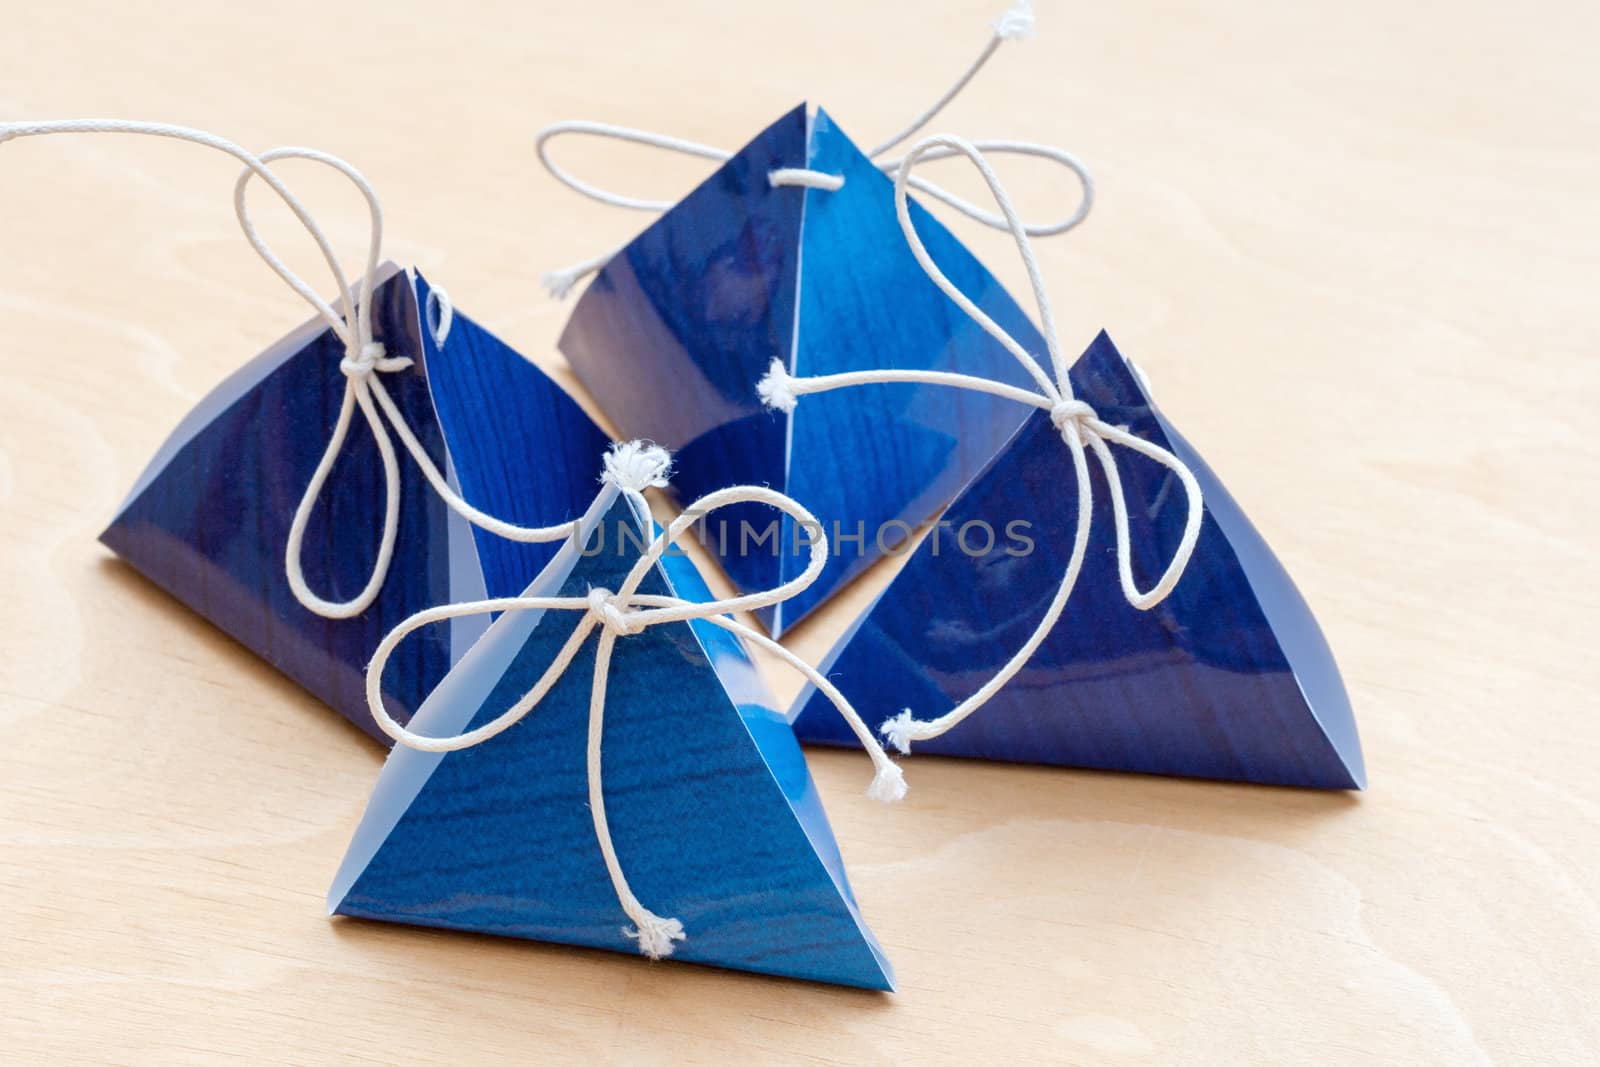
<box><xmin>758</xmin><ymin>358</ymin><xmax>1053</xmax><ymax>416</ymax></box>
<box><xmin>0</xmin><ymin>121</ymin><xmax>363</xmax><ymax>350</ymax></box>
<box><xmin>533</xmin><ymin>1</ymin><xmax>1091</xmax><ymax>298</ymax></box>
<box><xmin>600</xmin><ymin>440</ymin><xmax>673</xmax><ymax>495</ymax></box>
<box><xmin>993</xmin><ymin>0</ymin><xmax>1036</xmax><ymax>40</ymax></box>
<box><xmin>364</xmin><ymin>484</ymin><xmax>905</xmax><ymax>960</ymax></box>
<box><xmin>0</xmin><ymin>120</ymin><xmax>604</xmax><ymax>618</ymax></box>
<box><xmin>284</xmin><ymin>355</ymin><xmax>411</xmax><ymax>618</ymax></box>
<box><xmin>880</xmin><ymin>711</ymin><xmax>918</xmax><ymax>755</ymax></box>
<box><xmin>0</xmin><ymin>121</ymin><xmax>400</xmax><ymax>618</ymax></box>
<box><xmin>228</xmin><ymin>155</ymin><xmax>589</xmax><ymax>562</ymax></box>
<box><xmin>768</xmin><ymin>168</ymin><xmax>844</xmax><ymax>191</ymax></box>
<box><xmin>865</xmin><ymin>0</ymin><xmax>1033</xmax><ymax>160</ymax></box>
<box><xmin>536</xmin><ymin>120</ymin><xmax>731</xmax><ymax>212</ymax></box>
<box><xmin>755</xmin><ymin>358</ymin><xmax>799</xmax><ymax>413</ymax></box>
<box><xmin>884</xmin><ymin>140</ymin><xmax>1094</xmax><ymax>239</ymax></box>
<box><xmin>225</xmin><ymin>144</ymin><xmax>411</xmax><ymax>619</ymax></box>
<box><xmin>584</xmin><ymin>625</ymin><xmax>686</xmax><ymax>959</ymax></box>
<box><xmin>425</xmin><ymin>284</ymin><xmax>454</xmax><ymax>346</ymax></box>
<box><xmin>897</xmin><ymin>135</ymin><xmax>1072</xmax><ymax>387</ymax></box>
<box><xmin>688</xmin><ymin>610</ymin><xmax>907</xmax><ymax>802</ymax></box>
<box><xmin>759</xmin><ymin>133</ymin><xmax>1205</xmax><ymax>751</ymax></box>
<box><xmin>542</xmin><ymin>245</ymin><xmax>622</xmax><ymax>299</ymax></box>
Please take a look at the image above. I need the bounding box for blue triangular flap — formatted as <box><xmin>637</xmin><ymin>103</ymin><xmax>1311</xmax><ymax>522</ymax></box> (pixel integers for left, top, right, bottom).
<box><xmin>331</xmin><ymin>490</ymin><xmax>895</xmax><ymax>989</ymax></box>
<box><xmin>557</xmin><ymin>106</ymin><xmax>1045</xmax><ymax>635</ymax></box>
<box><xmin>558</xmin><ymin>107</ymin><xmax>806</xmax><ymax>605</ymax></box>
<box><xmin>791</xmin><ymin>332</ymin><xmax>1364</xmax><ymax>790</ymax></box>
<box><xmin>101</xmin><ymin>268</ymin><xmax>454</xmax><ymax>742</ymax></box>
<box><xmin>415</xmin><ymin>270</ymin><xmax>613</xmax><ymax>600</ymax></box>
<box><xmin>774</xmin><ymin>107</ymin><xmax>1043</xmax><ymax>631</ymax></box>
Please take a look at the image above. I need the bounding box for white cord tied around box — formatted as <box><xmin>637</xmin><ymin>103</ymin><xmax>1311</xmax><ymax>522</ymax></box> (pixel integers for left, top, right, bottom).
<box><xmin>0</xmin><ymin>119</ymin><xmax>590</xmax><ymax>621</ymax></box>
<box><xmin>365</xmin><ymin>460</ymin><xmax>906</xmax><ymax>961</ymax></box>
<box><xmin>533</xmin><ymin>0</ymin><xmax>1095</xmax><ymax>298</ymax></box>
<box><xmin>756</xmin><ymin>133</ymin><xmax>1206</xmax><ymax>755</ymax></box>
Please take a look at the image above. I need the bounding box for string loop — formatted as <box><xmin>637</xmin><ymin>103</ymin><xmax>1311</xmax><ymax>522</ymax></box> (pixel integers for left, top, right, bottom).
<box><xmin>367</xmin><ymin>482</ymin><xmax>906</xmax><ymax>959</ymax></box>
<box><xmin>534</xmin><ymin>1</ymin><xmax>1092</xmax><ymax>297</ymax></box>
<box><xmin>0</xmin><ymin>119</ymin><xmax>588</xmax><ymax>619</ymax></box>
<box><xmin>757</xmin><ymin>133</ymin><xmax>1205</xmax><ymax>752</ymax></box>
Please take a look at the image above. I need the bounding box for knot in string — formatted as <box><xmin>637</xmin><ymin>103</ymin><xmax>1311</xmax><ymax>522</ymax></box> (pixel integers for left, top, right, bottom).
<box><xmin>627</xmin><ymin>913</ymin><xmax>687</xmax><ymax>961</ymax></box>
<box><xmin>0</xmin><ymin>119</ymin><xmax>599</xmax><ymax>622</ymax></box>
<box><xmin>586</xmin><ymin>587</ymin><xmax>643</xmax><ymax>638</ymax></box>
<box><xmin>339</xmin><ymin>340</ymin><xmax>411</xmax><ymax>380</ymax></box>
<box><xmin>1049</xmin><ymin>398</ymin><xmax>1097</xmax><ymax>440</ymax></box>
<box><xmin>366</xmin><ymin>484</ymin><xmax>907</xmax><ymax>961</ymax></box>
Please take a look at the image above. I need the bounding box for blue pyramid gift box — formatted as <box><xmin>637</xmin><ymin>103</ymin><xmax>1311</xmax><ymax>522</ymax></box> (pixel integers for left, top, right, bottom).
<box><xmin>102</xmin><ymin>265</ymin><xmax>613</xmax><ymax>743</ymax></box>
<box><xmin>330</xmin><ymin>485</ymin><xmax>897</xmax><ymax>989</ymax></box>
<box><xmin>556</xmin><ymin>105</ymin><xmax>1056</xmax><ymax>634</ymax></box>
<box><xmin>789</xmin><ymin>331</ymin><xmax>1365</xmax><ymax>790</ymax></box>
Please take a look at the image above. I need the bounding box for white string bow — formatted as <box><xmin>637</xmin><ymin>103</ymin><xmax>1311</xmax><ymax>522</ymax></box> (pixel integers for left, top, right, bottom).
<box><xmin>0</xmin><ymin>120</ymin><xmax>583</xmax><ymax>619</ymax></box>
<box><xmin>534</xmin><ymin>0</ymin><xmax>1095</xmax><ymax>298</ymax></box>
<box><xmin>366</xmin><ymin>465</ymin><xmax>906</xmax><ymax>960</ymax></box>
<box><xmin>757</xmin><ymin>133</ymin><xmax>1206</xmax><ymax>754</ymax></box>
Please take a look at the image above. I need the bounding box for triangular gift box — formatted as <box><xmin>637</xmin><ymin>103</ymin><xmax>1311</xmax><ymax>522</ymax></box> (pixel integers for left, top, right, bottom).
<box><xmin>558</xmin><ymin>104</ymin><xmax>1046</xmax><ymax>634</ymax></box>
<box><xmin>329</xmin><ymin>488</ymin><xmax>895</xmax><ymax>990</ymax></box>
<box><xmin>101</xmin><ymin>266</ymin><xmax>613</xmax><ymax>742</ymax></box>
<box><xmin>790</xmin><ymin>332</ymin><xmax>1365</xmax><ymax>790</ymax></box>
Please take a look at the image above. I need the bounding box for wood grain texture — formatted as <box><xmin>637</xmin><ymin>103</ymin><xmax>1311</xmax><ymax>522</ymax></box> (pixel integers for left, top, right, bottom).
<box><xmin>0</xmin><ymin>1</ymin><xmax>1595</xmax><ymax>1063</ymax></box>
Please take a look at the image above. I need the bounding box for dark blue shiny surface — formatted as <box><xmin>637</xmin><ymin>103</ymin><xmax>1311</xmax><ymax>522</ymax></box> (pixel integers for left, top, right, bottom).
<box><xmin>558</xmin><ymin>105</ymin><xmax>1041</xmax><ymax>634</ymax></box>
<box><xmin>790</xmin><ymin>332</ymin><xmax>1364</xmax><ymax>790</ymax></box>
<box><xmin>102</xmin><ymin>270</ymin><xmax>610</xmax><ymax>743</ymax></box>
<box><xmin>560</xmin><ymin>108</ymin><xmax>803</xmax><ymax>610</ymax></box>
<box><xmin>333</xmin><ymin>495</ymin><xmax>894</xmax><ymax>990</ymax></box>
<box><xmin>415</xmin><ymin>273</ymin><xmax>613</xmax><ymax>600</ymax></box>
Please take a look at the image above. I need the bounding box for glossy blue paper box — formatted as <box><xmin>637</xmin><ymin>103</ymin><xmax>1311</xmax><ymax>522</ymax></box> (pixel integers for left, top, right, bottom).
<box><xmin>558</xmin><ymin>105</ymin><xmax>1045</xmax><ymax>634</ymax></box>
<box><xmin>790</xmin><ymin>333</ymin><xmax>1365</xmax><ymax>790</ymax></box>
<box><xmin>331</xmin><ymin>488</ymin><xmax>895</xmax><ymax>990</ymax></box>
<box><xmin>101</xmin><ymin>266</ymin><xmax>613</xmax><ymax>743</ymax></box>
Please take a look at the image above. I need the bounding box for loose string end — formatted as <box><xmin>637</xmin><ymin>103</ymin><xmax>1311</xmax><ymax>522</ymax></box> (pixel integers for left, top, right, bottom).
<box><xmin>866</xmin><ymin>760</ymin><xmax>908</xmax><ymax>804</ymax></box>
<box><xmin>543</xmin><ymin>246</ymin><xmax>619</xmax><ymax>301</ymax></box>
<box><xmin>600</xmin><ymin>440</ymin><xmax>673</xmax><ymax>495</ymax></box>
<box><xmin>756</xmin><ymin>359</ymin><xmax>798</xmax><ymax>413</ymax></box>
<box><xmin>881</xmin><ymin>709</ymin><xmax>924</xmax><ymax>756</ymax></box>
<box><xmin>541</xmin><ymin>264</ymin><xmax>588</xmax><ymax>300</ymax></box>
<box><xmin>625</xmin><ymin>911</ymin><xmax>687</xmax><ymax>960</ymax></box>
<box><xmin>994</xmin><ymin>0</ymin><xmax>1036</xmax><ymax>40</ymax></box>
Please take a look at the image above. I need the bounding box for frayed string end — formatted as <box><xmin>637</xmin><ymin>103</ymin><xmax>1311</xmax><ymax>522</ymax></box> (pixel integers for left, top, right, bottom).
<box><xmin>756</xmin><ymin>358</ymin><xmax>799</xmax><ymax>413</ymax></box>
<box><xmin>867</xmin><ymin>760</ymin><xmax>908</xmax><ymax>803</ymax></box>
<box><xmin>601</xmin><ymin>440</ymin><xmax>673</xmax><ymax>495</ymax></box>
<box><xmin>994</xmin><ymin>0</ymin><xmax>1036</xmax><ymax>39</ymax></box>
<box><xmin>541</xmin><ymin>265</ymin><xmax>586</xmax><ymax>300</ymax></box>
<box><xmin>881</xmin><ymin>709</ymin><xmax>921</xmax><ymax>755</ymax></box>
<box><xmin>625</xmin><ymin>912</ymin><xmax>687</xmax><ymax>960</ymax></box>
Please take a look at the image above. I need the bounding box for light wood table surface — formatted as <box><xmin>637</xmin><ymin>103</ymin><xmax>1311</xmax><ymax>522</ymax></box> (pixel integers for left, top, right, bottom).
<box><xmin>2</xmin><ymin>2</ymin><xmax>1595</xmax><ymax>1063</ymax></box>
